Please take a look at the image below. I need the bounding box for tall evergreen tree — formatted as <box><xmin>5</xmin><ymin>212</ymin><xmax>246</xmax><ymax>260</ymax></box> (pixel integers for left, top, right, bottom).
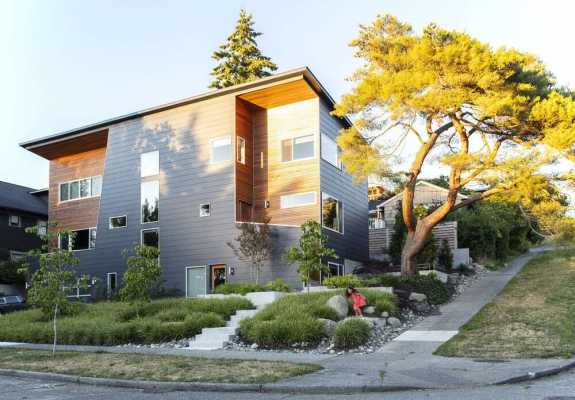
<box><xmin>209</xmin><ymin>9</ymin><xmax>277</xmax><ymax>89</ymax></box>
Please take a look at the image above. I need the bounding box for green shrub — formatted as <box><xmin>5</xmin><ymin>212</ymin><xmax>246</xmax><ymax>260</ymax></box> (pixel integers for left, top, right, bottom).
<box><xmin>355</xmin><ymin>289</ymin><xmax>397</xmax><ymax>315</ymax></box>
<box><xmin>323</xmin><ymin>274</ymin><xmax>362</xmax><ymax>288</ymax></box>
<box><xmin>264</xmin><ymin>278</ymin><xmax>290</xmax><ymax>292</ymax></box>
<box><xmin>333</xmin><ymin>318</ymin><xmax>371</xmax><ymax>349</ymax></box>
<box><xmin>362</xmin><ymin>275</ymin><xmax>401</xmax><ymax>288</ymax></box>
<box><xmin>400</xmin><ymin>274</ymin><xmax>450</xmax><ymax>305</ymax></box>
<box><xmin>213</xmin><ymin>283</ymin><xmax>266</xmax><ymax>295</ymax></box>
<box><xmin>242</xmin><ymin>315</ymin><xmax>325</xmax><ymax>348</ymax></box>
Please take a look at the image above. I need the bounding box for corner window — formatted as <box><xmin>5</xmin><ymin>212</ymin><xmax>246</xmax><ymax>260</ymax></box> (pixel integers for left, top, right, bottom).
<box><xmin>199</xmin><ymin>203</ymin><xmax>211</xmax><ymax>217</ymax></box>
<box><xmin>210</xmin><ymin>137</ymin><xmax>232</xmax><ymax>163</ymax></box>
<box><xmin>322</xmin><ymin>193</ymin><xmax>343</xmax><ymax>233</ymax></box>
<box><xmin>109</xmin><ymin>215</ymin><xmax>127</xmax><ymax>229</ymax></box>
<box><xmin>59</xmin><ymin>228</ymin><xmax>97</xmax><ymax>251</ymax></box>
<box><xmin>141</xmin><ymin>228</ymin><xmax>159</xmax><ymax>249</ymax></box>
<box><xmin>280</xmin><ymin>192</ymin><xmax>316</xmax><ymax>209</ymax></box>
<box><xmin>141</xmin><ymin>151</ymin><xmax>159</xmax><ymax>177</ymax></box>
<box><xmin>237</xmin><ymin>137</ymin><xmax>246</xmax><ymax>164</ymax></box>
<box><xmin>141</xmin><ymin>180</ymin><xmax>159</xmax><ymax>223</ymax></box>
<box><xmin>59</xmin><ymin>176</ymin><xmax>102</xmax><ymax>202</ymax></box>
<box><xmin>321</xmin><ymin>133</ymin><xmax>342</xmax><ymax>169</ymax></box>
<box><xmin>8</xmin><ymin>215</ymin><xmax>21</xmax><ymax>227</ymax></box>
<box><xmin>281</xmin><ymin>135</ymin><xmax>315</xmax><ymax>162</ymax></box>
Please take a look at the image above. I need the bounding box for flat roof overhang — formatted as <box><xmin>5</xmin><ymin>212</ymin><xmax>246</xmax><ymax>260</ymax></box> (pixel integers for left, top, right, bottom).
<box><xmin>20</xmin><ymin>67</ymin><xmax>351</xmax><ymax>160</ymax></box>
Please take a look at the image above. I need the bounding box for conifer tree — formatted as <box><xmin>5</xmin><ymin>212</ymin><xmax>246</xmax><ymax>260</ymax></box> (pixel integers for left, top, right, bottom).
<box><xmin>209</xmin><ymin>9</ymin><xmax>277</xmax><ymax>89</ymax></box>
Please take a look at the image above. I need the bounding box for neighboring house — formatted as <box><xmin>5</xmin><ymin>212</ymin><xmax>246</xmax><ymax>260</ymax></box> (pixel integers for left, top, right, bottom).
<box><xmin>369</xmin><ymin>181</ymin><xmax>466</xmax><ymax>262</ymax></box>
<box><xmin>0</xmin><ymin>181</ymin><xmax>48</xmax><ymax>261</ymax></box>
<box><xmin>20</xmin><ymin>67</ymin><xmax>368</xmax><ymax>297</ymax></box>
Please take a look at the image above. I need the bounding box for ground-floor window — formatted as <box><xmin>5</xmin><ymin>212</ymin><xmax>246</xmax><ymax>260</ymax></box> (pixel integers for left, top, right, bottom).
<box><xmin>210</xmin><ymin>264</ymin><xmax>227</xmax><ymax>291</ymax></box>
<box><xmin>59</xmin><ymin>228</ymin><xmax>97</xmax><ymax>251</ymax></box>
<box><xmin>320</xmin><ymin>261</ymin><xmax>344</xmax><ymax>284</ymax></box>
<box><xmin>107</xmin><ymin>272</ymin><xmax>117</xmax><ymax>297</ymax></box>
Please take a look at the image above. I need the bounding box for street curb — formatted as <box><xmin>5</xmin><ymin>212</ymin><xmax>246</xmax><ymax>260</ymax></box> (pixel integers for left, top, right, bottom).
<box><xmin>494</xmin><ymin>358</ymin><xmax>575</xmax><ymax>385</ymax></box>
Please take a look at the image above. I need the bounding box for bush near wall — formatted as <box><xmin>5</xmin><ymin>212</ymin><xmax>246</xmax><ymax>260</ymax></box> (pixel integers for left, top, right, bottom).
<box><xmin>363</xmin><ymin>274</ymin><xmax>450</xmax><ymax>305</ymax></box>
<box><xmin>212</xmin><ymin>279</ymin><xmax>290</xmax><ymax>295</ymax></box>
<box><xmin>0</xmin><ymin>297</ymin><xmax>254</xmax><ymax>346</ymax></box>
<box><xmin>239</xmin><ymin>289</ymin><xmax>397</xmax><ymax>348</ymax></box>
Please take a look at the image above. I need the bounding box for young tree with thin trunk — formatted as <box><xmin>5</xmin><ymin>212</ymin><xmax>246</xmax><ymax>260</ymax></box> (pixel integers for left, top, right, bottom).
<box><xmin>227</xmin><ymin>219</ymin><xmax>273</xmax><ymax>285</ymax></box>
<box><xmin>209</xmin><ymin>9</ymin><xmax>277</xmax><ymax>89</ymax></box>
<box><xmin>333</xmin><ymin>15</ymin><xmax>575</xmax><ymax>275</ymax></box>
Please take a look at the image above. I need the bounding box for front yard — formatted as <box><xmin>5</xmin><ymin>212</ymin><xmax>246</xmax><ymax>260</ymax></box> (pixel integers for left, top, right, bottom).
<box><xmin>0</xmin><ymin>348</ymin><xmax>320</xmax><ymax>384</ymax></box>
<box><xmin>0</xmin><ymin>297</ymin><xmax>253</xmax><ymax>346</ymax></box>
<box><xmin>436</xmin><ymin>248</ymin><xmax>575</xmax><ymax>358</ymax></box>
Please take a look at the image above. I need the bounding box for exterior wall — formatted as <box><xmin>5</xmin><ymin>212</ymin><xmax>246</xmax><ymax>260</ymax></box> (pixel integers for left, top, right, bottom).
<box><xmin>319</xmin><ymin>99</ymin><xmax>369</xmax><ymax>263</ymax></box>
<box><xmin>0</xmin><ymin>209</ymin><xmax>46</xmax><ymax>260</ymax></box>
<box><xmin>48</xmin><ymin>147</ymin><xmax>106</xmax><ymax>234</ymax></box>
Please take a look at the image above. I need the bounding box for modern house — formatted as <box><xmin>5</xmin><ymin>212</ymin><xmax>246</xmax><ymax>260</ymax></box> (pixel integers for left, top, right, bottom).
<box><xmin>0</xmin><ymin>181</ymin><xmax>48</xmax><ymax>262</ymax></box>
<box><xmin>20</xmin><ymin>67</ymin><xmax>368</xmax><ymax>297</ymax></box>
<box><xmin>369</xmin><ymin>181</ymin><xmax>467</xmax><ymax>263</ymax></box>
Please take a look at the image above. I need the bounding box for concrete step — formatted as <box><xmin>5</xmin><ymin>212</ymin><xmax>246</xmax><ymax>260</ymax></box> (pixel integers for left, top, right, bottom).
<box><xmin>200</xmin><ymin>326</ymin><xmax>237</xmax><ymax>336</ymax></box>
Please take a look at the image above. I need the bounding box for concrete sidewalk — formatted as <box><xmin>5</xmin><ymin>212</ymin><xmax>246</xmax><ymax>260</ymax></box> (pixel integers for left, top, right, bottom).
<box><xmin>2</xmin><ymin>249</ymin><xmax>574</xmax><ymax>393</ymax></box>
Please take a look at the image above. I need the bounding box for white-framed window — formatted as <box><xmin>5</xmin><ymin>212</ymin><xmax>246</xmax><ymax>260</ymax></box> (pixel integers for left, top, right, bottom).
<box><xmin>141</xmin><ymin>180</ymin><xmax>159</xmax><ymax>223</ymax></box>
<box><xmin>109</xmin><ymin>215</ymin><xmax>127</xmax><ymax>229</ymax></box>
<box><xmin>37</xmin><ymin>220</ymin><xmax>47</xmax><ymax>236</ymax></box>
<box><xmin>141</xmin><ymin>228</ymin><xmax>159</xmax><ymax>249</ymax></box>
<box><xmin>8</xmin><ymin>215</ymin><xmax>21</xmax><ymax>227</ymax></box>
<box><xmin>199</xmin><ymin>203</ymin><xmax>211</xmax><ymax>217</ymax></box>
<box><xmin>106</xmin><ymin>272</ymin><xmax>117</xmax><ymax>297</ymax></box>
<box><xmin>322</xmin><ymin>193</ymin><xmax>343</xmax><ymax>233</ymax></box>
<box><xmin>210</xmin><ymin>136</ymin><xmax>232</xmax><ymax>164</ymax></box>
<box><xmin>281</xmin><ymin>135</ymin><xmax>315</xmax><ymax>162</ymax></box>
<box><xmin>9</xmin><ymin>251</ymin><xmax>27</xmax><ymax>261</ymax></box>
<box><xmin>321</xmin><ymin>133</ymin><xmax>342</xmax><ymax>169</ymax></box>
<box><xmin>280</xmin><ymin>192</ymin><xmax>317</xmax><ymax>209</ymax></box>
<box><xmin>237</xmin><ymin>137</ymin><xmax>246</xmax><ymax>164</ymax></box>
<box><xmin>59</xmin><ymin>227</ymin><xmax>97</xmax><ymax>251</ymax></box>
<box><xmin>141</xmin><ymin>150</ymin><xmax>159</xmax><ymax>177</ymax></box>
<box><xmin>59</xmin><ymin>176</ymin><xmax>102</xmax><ymax>202</ymax></box>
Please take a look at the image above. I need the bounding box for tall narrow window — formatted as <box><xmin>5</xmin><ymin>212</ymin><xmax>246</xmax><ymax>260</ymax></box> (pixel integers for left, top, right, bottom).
<box><xmin>69</xmin><ymin>181</ymin><xmax>80</xmax><ymax>200</ymax></box>
<box><xmin>237</xmin><ymin>137</ymin><xmax>246</xmax><ymax>164</ymax></box>
<box><xmin>141</xmin><ymin>180</ymin><xmax>159</xmax><ymax>223</ymax></box>
<box><xmin>210</xmin><ymin>137</ymin><xmax>232</xmax><ymax>163</ymax></box>
<box><xmin>91</xmin><ymin>176</ymin><xmax>102</xmax><ymax>196</ymax></box>
<box><xmin>141</xmin><ymin>151</ymin><xmax>159</xmax><ymax>177</ymax></box>
<box><xmin>322</xmin><ymin>193</ymin><xmax>343</xmax><ymax>233</ymax></box>
<box><xmin>142</xmin><ymin>228</ymin><xmax>159</xmax><ymax>249</ymax></box>
<box><xmin>60</xmin><ymin>183</ymin><xmax>69</xmax><ymax>202</ymax></box>
<box><xmin>281</xmin><ymin>135</ymin><xmax>315</xmax><ymax>162</ymax></box>
<box><xmin>106</xmin><ymin>273</ymin><xmax>117</xmax><ymax>297</ymax></box>
<box><xmin>238</xmin><ymin>201</ymin><xmax>252</xmax><ymax>222</ymax></box>
<box><xmin>37</xmin><ymin>220</ymin><xmax>47</xmax><ymax>236</ymax></box>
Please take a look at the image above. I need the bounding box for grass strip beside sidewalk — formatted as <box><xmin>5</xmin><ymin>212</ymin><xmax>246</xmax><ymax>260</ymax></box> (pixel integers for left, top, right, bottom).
<box><xmin>436</xmin><ymin>249</ymin><xmax>575</xmax><ymax>359</ymax></box>
<box><xmin>0</xmin><ymin>348</ymin><xmax>321</xmax><ymax>384</ymax></box>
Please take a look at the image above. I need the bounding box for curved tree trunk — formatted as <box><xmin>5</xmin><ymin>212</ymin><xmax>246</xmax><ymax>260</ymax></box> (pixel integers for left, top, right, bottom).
<box><xmin>400</xmin><ymin>223</ymin><xmax>432</xmax><ymax>275</ymax></box>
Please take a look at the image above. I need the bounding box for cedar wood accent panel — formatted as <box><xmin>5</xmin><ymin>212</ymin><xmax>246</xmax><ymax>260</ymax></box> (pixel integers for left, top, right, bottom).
<box><xmin>235</xmin><ymin>98</ymin><xmax>255</xmax><ymax>220</ymax></box>
<box><xmin>252</xmin><ymin>98</ymin><xmax>320</xmax><ymax>225</ymax></box>
<box><xmin>49</xmin><ymin>147</ymin><xmax>106</xmax><ymax>233</ymax></box>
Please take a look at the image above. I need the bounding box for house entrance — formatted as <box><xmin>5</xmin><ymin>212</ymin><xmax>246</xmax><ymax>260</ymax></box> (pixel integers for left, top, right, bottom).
<box><xmin>210</xmin><ymin>264</ymin><xmax>227</xmax><ymax>291</ymax></box>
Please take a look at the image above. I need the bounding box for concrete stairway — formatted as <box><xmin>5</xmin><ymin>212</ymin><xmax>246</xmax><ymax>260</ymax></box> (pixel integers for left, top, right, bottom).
<box><xmin>189</xmin><ymin>292</ymin><xmax>285</xmax><ymax>350</ymax></box>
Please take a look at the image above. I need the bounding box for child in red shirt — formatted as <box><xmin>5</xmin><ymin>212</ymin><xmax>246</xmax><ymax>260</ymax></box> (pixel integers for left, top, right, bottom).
<box><xmin>346</xmin><ymin>286</ymin><xmax>367</xmax><ymax>316</ymax></box>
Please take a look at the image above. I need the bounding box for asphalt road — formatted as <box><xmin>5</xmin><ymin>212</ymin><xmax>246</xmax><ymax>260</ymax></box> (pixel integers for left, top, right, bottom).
<box><xmin>2</xmin><ymin>371</ymin><xmax>575</xmax><ymax>400</ymax></box>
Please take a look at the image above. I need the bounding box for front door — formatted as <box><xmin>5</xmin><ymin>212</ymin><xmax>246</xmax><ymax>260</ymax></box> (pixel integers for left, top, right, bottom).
<box><xmin>210</xmin><ymin>264</ymin><xmax>227</xmax><ymax>291</ymax></box>
<box><xmin>186</xmin><ymin>266</ymin><xmax>207</xmax><ymax>297</ymax></box>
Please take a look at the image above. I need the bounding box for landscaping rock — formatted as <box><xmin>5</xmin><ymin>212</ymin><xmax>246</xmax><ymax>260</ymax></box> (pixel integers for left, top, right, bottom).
<box><xmin>381</xmin><ymin>311</ymin><xmax>389</xmax><ymax>318</ymax></box>
<box><xmin>387</xmin><ymin>317</ymin><xmax>402</xmax><ymax>328</ymax></box>
<box><xmin>412</xmin><ymin>302</ymin><xmax>431</xmax><ymax>314</ymax></box>
<box><xmin>363</xmin><ymin>306</ymin><xmax>376</xmax><ymax>316</ymax></box>
<box><xmin>409</xmin><ymin>292</ymin><xmax>427</xmax><ymax>302</ymax></box>
<box><xmin>326</xmin><ymin>295</ymin><xmax>349</xmax><ymax>320</ymax></box>
<box><xmin>318</xmin><ymin>318</ymin><xmax>337</xmax><ymax>336</ymax></box>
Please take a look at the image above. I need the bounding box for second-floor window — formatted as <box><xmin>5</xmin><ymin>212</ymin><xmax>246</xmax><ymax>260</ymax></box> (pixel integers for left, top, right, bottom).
<box><xmin>59</xmin><ymin>176</ymin><xmax>102</xmax><ymax>202</ymax></box>
<box><xmin>281</xmin><ymin>135</ymin><xmax>315</xmax><ymax>162</ymax></box>
<box><xmin>141</xmin><ymin>151</ymin><xmax>159</xmax><ymax>177</ymax></box>
<box><xmin>59</xmin><ymin>228</ymin><xmax>97</xmax><ymax>251</ymax></box>
<box><xmin>141</xmin><ymin>180</ymin><xmax>159</xmax><ymax>223</ymax></box>
<box><xmin>210</xmin><ymin>137</ymin><xmax>232</xmax><ymax>164</ymax></box>
<box><xmin>237</xmin><ymin>137</ymin><xmax>246</xmax><ymax>164</ymax></box>
<box><xmin>322</xmin><ymin>193</ymin><xmax>343</xmax><ymax>233</ymax></box>
<box><xmin>321</xmin><ymin>133</ymin><xmax>342</xmax><ymax>169</ymax></box>
<box><xmin>280</xmin><ymin>192</ymin><xmax>316</xmax><ymax>209</ymax></box>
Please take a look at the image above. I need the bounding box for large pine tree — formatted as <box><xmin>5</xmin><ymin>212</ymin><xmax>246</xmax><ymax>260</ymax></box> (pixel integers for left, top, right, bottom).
<box><xmin>209</xmin><ymin>9</ymin><xmax>277</xmax><ymax>89</ymax></box>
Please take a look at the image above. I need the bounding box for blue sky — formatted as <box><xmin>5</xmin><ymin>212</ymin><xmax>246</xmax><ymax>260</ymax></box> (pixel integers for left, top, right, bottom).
<box><xmin>1</xmin><ymin>0</ymin><xmax>573</xmax><ymax>189</ymax></box>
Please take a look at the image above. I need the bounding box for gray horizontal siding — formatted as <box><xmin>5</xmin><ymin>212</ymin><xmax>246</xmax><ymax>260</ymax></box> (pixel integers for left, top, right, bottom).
<box><xmin>319</xmin><ymin>99</ymin><xmax>368</xmax><ymax>263</ymax></box>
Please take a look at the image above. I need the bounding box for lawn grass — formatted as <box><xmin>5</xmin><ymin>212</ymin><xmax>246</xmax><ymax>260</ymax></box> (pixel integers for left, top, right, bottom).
<box><xmin>0</xmin><ymin>348</ymin><xmax>321</xmax><ymax>384</ymax></box>
<box><xmin>435</xmin><ymin>248</ymin><xmax>575</xmax><ymax>359</ymax></box>
<box><xmin>0</xmin><ymin>297</ymin><xmax>254</xmax><ymax>346</ymax></box>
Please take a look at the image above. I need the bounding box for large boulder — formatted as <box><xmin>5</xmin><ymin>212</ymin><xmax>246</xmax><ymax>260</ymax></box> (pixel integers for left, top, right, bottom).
<box><xmin>409</xmin><ymin>292</ymin><xmax>427</xmax><ymax>302</ymax></box>
<box><xmin>318</xmin><ymin>318</ymin><xmax>337</xmax><ymax>336</ymax></box>
<box><xmin>326</xmin><ymin>295</ymin><xmax>349</xmax><ymax>320</ymax></box>
<box><xmin>363</xmin><ymin>306</ymin><xmax>376</xmax><ymax>316</ymax></box>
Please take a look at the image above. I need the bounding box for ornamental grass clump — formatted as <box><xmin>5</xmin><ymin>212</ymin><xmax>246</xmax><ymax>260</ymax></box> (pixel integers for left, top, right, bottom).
<box><xmin>333</xmin><ymin>318</ymin><xmax>371</xmax><ymax>350</ymax></box>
